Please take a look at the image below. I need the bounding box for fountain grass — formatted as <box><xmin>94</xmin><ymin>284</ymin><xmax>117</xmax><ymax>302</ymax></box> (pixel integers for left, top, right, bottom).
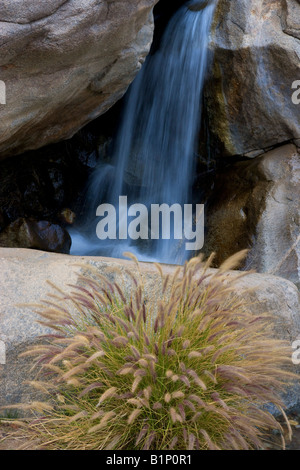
<box><xmin>7</xmin><ymin>251</ymin><xmax>296</xmax><ymax>450</ymax></box>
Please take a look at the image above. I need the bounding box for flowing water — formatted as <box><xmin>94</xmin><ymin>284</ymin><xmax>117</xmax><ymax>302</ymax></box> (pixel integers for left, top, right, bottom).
<box><xmin>70</xmin><ymin>0</ymin><xmax>215</xmax><ymax>264</ymax></box>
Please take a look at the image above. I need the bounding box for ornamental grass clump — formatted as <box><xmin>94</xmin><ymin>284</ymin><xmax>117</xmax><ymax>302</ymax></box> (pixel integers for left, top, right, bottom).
<box><xmin>17</xmin><ymin>251</ymin><xmax>294</xmax><ymax>450</ymax></box>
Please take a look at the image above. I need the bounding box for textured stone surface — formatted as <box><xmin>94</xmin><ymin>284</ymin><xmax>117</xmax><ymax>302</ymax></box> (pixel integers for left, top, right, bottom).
<box><xmin>0</xmin><ymin>248</ymin><xmax>299</xmax><ymax>410</ymax></box>
<box><xmin>0</xmin><ymin>0</ymin><xmax>157</xmax><ymax>159</ymax></box>
<box><xmin>204</xmin><ymin>144</ymin><xmax>300</xmax><ymax>287</ymax></box>
<box><xmin>246</xmin><ymin>145</ymin><xmax>300</xmax><ymax>285</ymax></box>
<box><xmin>207</xmin><ymin>0</ymin><xmax>300</xmax><ymax>156</ymax></box>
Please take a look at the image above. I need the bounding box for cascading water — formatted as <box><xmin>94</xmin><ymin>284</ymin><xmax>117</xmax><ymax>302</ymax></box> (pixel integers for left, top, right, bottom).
<box><xmin>70</xmin><ymin>0</ymin><xmax>215</xmax><ymax>264</ymax></box>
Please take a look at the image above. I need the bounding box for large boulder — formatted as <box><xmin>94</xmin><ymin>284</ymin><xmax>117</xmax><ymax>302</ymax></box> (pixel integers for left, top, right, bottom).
<box><xmin>207</xmin><ymin>0</ymin><xmax>300</xmax><ymax>156</ymax></box>
<box><xmin>0</xmin><ymin>248</ymin><xmax>299</xmax><ymax>411</ymax></box>
<box><xmin>0</xmin><ymin>218</ymin><xmax>72</xmax><ymax>254</ymax></box>
<box><xmin>204</xmin><ymin>144</ymin><xmax>300</xmax><ymax>287</ymax></box>
<box><xmin>0</xmin><ymin>0</ymin><xmax>157</xmax><ymax>159</ymax></box>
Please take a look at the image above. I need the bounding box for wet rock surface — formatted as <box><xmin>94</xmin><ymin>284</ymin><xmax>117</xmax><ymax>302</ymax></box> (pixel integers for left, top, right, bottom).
<box><xmin>203</xmin><ymin>144</ymin><xmax>300</xmax><ymax>287</ymax></box>
<box><xmin>0</xmin><ymin>119</ymin><xmax>110</xmax><ymax>253</ymax></box>
<box><xmin>0</xmin><ymin>218</ymin><xmax>71</xmax><ymax>254</ymax></box>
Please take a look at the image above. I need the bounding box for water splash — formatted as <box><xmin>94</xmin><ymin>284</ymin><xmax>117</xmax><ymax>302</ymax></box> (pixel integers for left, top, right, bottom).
<box><xmin>70</xmin><ymin>0</ymin><xmax>215</xmax><ymax>264</ymax></box>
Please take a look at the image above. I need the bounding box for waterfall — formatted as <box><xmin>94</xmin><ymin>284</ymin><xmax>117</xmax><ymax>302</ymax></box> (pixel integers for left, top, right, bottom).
<box><xmin>70</xmin><ymin>0</ymin><xmax>215</xmax><ymax>264</ymax></box>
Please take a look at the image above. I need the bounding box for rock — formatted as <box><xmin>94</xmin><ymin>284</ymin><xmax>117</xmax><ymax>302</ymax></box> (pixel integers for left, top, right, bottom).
<box><xmin>0</xmin><ymin>0</ymin><xmax>157</xmax><ymax>159</ymax></box>
<box><xmin>207</xmin><ymin>0</ymin><xmax>300</xmax><ymax>156</ymax></box>
<box><xmin>203</xmin><ymin>144</ymin><xmax>300</xmax><ymax>287</ymax></box>
<box><xmin>58</xmin><ymin>208</ymin><xmax>76</xmax><ymax>226</ymax></box>
<box><xmin>0</xmin><ymin>248</ymin><xmax>299</xmax><ymax>410</ymax></box>
<box><xmin>294</xmin><ymin>139</ymin><xmax>300</xmax><ymax>148</ymax></box>
<box><xmin>0</xmin><ymin>218</ymin><xmax>71</xmax><ymax>254</ymax></box>
<box><xmin>187</xmin><ymin>0</ymin><xmax>212</xmax><ymax>11</ymax></box>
